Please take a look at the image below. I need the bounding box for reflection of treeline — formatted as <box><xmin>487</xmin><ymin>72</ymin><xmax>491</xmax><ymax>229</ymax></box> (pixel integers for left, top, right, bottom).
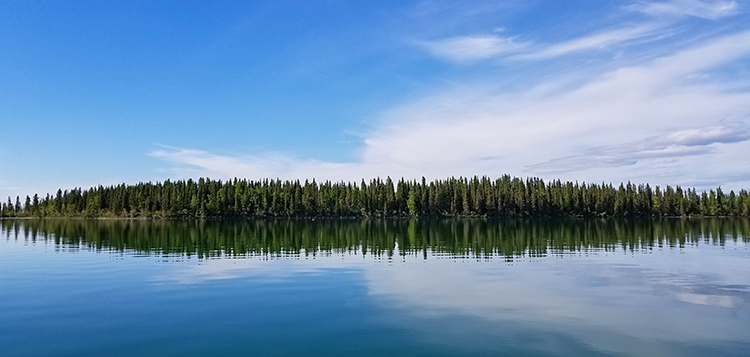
<box><xmin>3</xmin><ymin>218</ymin><xmax>748</xmax><ymax>259</ymax></box>
<box><xmin>2</xmin><ymin>176</ymin><xmax>749</xmax><ymax>218</ymax></box>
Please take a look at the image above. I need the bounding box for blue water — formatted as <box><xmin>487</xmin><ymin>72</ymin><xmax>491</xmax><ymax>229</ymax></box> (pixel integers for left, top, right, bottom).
<box><xmin>1</xmin><ymin>219</ymin><xmax>749</xmax><ymax>356</ymax></box>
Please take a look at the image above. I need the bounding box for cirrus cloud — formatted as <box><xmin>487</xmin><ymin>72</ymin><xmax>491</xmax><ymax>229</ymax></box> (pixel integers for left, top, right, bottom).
<box><xmin>628</xmin><ymin>0</ymin><xmax>739</xmax><ymax>20</ymax></box>
<box><xmin>152</xmin><ymin>13</ymin><xmax>750</xmax><ymax>191</ymax></box>
<box><xmin>418</xmin><ymin>35</ymin><xmax>526</xmax><ymax>62</ymax></box>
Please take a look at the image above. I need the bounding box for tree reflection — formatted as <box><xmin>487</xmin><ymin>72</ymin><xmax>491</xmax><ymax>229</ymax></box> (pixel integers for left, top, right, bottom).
<box><xmin>2</xmin><ymin>218</ymin><xmax>748</xmax><ymax>260</ymax></box>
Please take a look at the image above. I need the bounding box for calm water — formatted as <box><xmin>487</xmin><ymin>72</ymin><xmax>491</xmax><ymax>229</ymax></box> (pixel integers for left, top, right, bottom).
<box><xmin>1</xmin><ymin>219</ymin><xmax>749</xmax><ymax>357</ymax></box>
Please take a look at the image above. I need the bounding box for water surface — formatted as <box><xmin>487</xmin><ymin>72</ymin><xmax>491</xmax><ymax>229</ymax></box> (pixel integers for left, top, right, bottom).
<box><xmin>1</xmin><ymin>219</ymin><xmax>749</xmax><ymax>356</ymax></box>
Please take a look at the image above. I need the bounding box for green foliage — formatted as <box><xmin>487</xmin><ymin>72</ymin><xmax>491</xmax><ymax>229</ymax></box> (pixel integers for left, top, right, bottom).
<box><xmin>3</xmin><ymin>176</ymin><xmax>749</xmax><ymax>218</ymax></box>
<box><xmin>407</xmin><ymin>189</ymin><xmax>418</xmax><ymax>216</ymax></box>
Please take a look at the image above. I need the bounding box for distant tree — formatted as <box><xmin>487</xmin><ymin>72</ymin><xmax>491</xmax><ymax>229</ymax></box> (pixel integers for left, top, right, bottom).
<box><xmin>407</xmin><ymin>189</ymin><xmax>418</xmax><ymax>216</ymax></box>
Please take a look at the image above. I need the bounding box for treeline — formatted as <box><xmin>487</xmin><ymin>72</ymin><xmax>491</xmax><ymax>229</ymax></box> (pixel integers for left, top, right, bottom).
<box><xmin>1</xmin><ymin>175</ymin><xmax>749</xmax><ymax>218</ymax></box>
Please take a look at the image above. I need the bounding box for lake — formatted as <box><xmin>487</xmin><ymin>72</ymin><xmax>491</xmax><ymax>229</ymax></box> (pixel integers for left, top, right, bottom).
<box><xmin>1</xmin><ymin>218</ymin><xmax>749</xmax><ymax>356</ymax></box>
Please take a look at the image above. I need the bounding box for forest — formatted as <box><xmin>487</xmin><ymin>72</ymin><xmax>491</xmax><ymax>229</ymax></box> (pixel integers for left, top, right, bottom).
<box><xmin>1</xmin><ymin>175</ymin><xmax>749</xmax><ymax>218</ymax></box>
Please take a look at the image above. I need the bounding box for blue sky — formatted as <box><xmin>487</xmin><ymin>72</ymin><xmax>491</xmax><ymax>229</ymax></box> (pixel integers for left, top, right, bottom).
<box><xmin>1</xmin><ymin>0</ymin><xmax>749</xmax><ymax>199</ymax></box>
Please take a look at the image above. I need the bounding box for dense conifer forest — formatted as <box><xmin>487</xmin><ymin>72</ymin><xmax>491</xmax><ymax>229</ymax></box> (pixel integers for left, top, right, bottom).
<box><xmin>1</xmin><ymin>176</ymin><xmax>749</xmax><ymax>218</ymax></box>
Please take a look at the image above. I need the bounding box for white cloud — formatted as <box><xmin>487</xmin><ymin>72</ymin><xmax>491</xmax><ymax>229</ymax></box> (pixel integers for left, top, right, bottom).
<box><xmin>420</xmin><ymin>25</ymin><xmax>659</xmax><ymax>62</ymax></box>
<box><xmin>361</xmin><ymin>31</ymin><xmax>750</xmax><ymax>182</ymax></box>
<box><xmin>150</xmin><ymin>146</ymin><xmax>296</xmax><ymax>179</ymax></box>
<box><xmin>528</xmin><ymin>124</ymin><xmax>750</xmax><ymax>173</ymax></box>
<box><xmin>0</xmin><ymin>180</ymin><xmax>29</xmax><ymax>201</ymax></box>
<box><xmin>629</xmin><ymin>0</ymin><xmax>739</xmax><ymax>20</ymax></box>
<box><xmin>152</xmin><ymin>30</ymin><xmax>750</xmax><ymax>191</ymax></box>
<box><xmin>150</xmin><ymin>146</ymin><xmax>366</xmax><ymax>182</ymax></box>
<box><xmin>516</xmin><ymin>25</ymin><xmax>659</xmax><ymax>60</ymax></box>
<box><xmin>420</xmin><ymin>0</ymin><xmax>741</xmax><ymax>63</ymax></box>
<box><xmin>419</xmin><ymin>35</ymin><xmax>524</xmax><ymax>62</ymax></box>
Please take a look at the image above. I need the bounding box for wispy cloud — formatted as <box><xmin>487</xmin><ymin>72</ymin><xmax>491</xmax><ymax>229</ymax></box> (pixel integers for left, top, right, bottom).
<box><xmin>528</xmin><ymin>125</ymin><xmax>750</xmax><ymax>173</ymax></box>
<box><xmin>364</xmin><ymin>30</ymin><xmax>750</xmax><ymax>164</ymax></box>
<box><xmin>150</xmin><ymin>146</ymin><xmax>364</xmax><ymax>182</ymax></box>
<box><xmin>150</xmin><ymin>146</ymin><xmax>294</xmax><ymax>179</ymax></box>
<box><xmin>152</xmin><ymin>28</ymin><xmax>750</xmax><ymax>190</ymax></box>
<box><xmin>419</xmin><ymin>35</ymin><xmax>525</xmax><ymax>62</ymax></box>
<box><xmin>420</xmin><ymin>0</ymin><xmax>741</xmax><ymax>63</ymax></box>
<box><xmin>629</xmin><ymin>0</ymin><xmax>739</xmax><ymax>20</ymax></box>
<box><xmin>420</xmin><ymin>25</ymin><xmax>660</xmax><ymax>62</ymax></box>
<box><xmin>0</xmin><ymin>177</ymin><xmax>25</xmax><ymax>199</ymax></box>
<box><xmin>515</xmin><ymin>25</ymin><xmax>659</xmax><ymax>60</ymax></box>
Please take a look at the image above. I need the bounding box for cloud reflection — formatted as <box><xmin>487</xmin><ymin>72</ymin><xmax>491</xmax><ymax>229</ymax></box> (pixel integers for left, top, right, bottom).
<box><xmin>364</xmin><ymin>246</ymin><xmax>750</xmax><ymax>355</ymax></box>
<box><xmin>153</xmin><ymin>239</ymin><xmax>750</xmax><ymax>355</ymax></box>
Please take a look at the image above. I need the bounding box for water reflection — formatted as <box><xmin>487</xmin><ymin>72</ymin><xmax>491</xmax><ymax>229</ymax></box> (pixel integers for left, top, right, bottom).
<box><xmin>2</xmin><ymin>218</ymin><xmax>748</xmax><ymax>259</ymax></box>
<box><xmin>1</xmin><ymin>218</ymin><xmax>749</xmax><ymax>357</ymax></box>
